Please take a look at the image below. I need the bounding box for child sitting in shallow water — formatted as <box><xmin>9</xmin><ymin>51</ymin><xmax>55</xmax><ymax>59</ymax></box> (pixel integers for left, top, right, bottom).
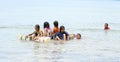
<box><xmin>54</xmin><ymin>25</ymin><xmax>69</xmax><ymax>41</ymax></box>
<box><xmin>104</xmin><ymin>23</ymin><xmax>110</xmax><ymax>30</ymax></box>
<box><xmin>25</xmin><ymin>24</ymin><xmax>43</xmax><ymax>40</ymax></box>
<box><xmin>43</xmin><ymin>22</ymin><xmax>52</xmax><ymax>36</ymax></box>
<box><xmin>52</xmin><ymin>21</ymin><xmax>59</xmax><ymax>35</ymax></box>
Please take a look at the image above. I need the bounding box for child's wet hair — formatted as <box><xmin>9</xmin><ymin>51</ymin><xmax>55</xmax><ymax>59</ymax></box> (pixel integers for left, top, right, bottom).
<box><xmin>76</xmin><ymin>33</ymin><xmax>81</xmax><ymax>39</ymax></box>
<box><xmin>35</xmin><ymin>24</ymin><xmax>40</xmax><ymax>29</ymax></box>
<box><xmin>53</xmin><ymin>21</ymin><xmax>58</xmax><ymax>27</ymax></box>
<box><xmin>77</xmin><ymin>33</ymin><xmax>81</xmax><ymax>37</ymax></box>
<box><xmin>60</xmin><ymin>25</ymin><xmax>65</xmax><ymax>32</ymax></box>
<box><xmin>44</xmin><ymin>22</ymin><xmax>50</xmax><ymax>28</ymax></box>
<box><xmin>105</xmin><ymin>23</ymin><xmax>108</xmax><ymax>26</ymax></box>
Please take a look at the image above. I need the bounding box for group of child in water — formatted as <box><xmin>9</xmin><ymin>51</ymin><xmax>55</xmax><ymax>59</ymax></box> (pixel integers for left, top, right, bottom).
<box><xmin>25</xmin><ymin>21</ymin><xmax>81</xmax><ymax>42</ymax></box>
<box><xmin>24</xmin><ymin>20</ymin><xmax>110</xmax><ymax>42</ymax></box>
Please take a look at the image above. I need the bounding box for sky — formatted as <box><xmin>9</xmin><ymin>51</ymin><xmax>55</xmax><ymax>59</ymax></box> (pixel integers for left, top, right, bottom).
<box><xmin>0</xmin><ymin>0</ymin><xmax>120</xmax><ymax>25</ymax></box>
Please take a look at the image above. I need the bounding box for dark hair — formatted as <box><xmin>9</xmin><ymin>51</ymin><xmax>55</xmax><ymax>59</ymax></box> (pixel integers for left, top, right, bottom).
<box><xmin>77</xmin><ymin>33</ymin><xmax>81</xmax><ymax>37</ymax></box>
<box><xmin>35</xmin><ymin>24</ymin><xmax>40</xmax><ymax>30</ymax></box>
<box><xmin>44</xmin><ymin>22</ymin><xmax>50</xmax><ymax>28</ymax></box>
<box><xmin>53</xmin><ymin>21</ymin><xmax>58</xmax><ymax>27</ymax></box>
<box><xmin>60</xmin><ymin>25</ymin><xmax>65</xmax><ymax>32</ymax></box>
<box><xmin>106</xmin><ymin>23</ymin><xmax>108</xmax><ymax>26</ymax></box>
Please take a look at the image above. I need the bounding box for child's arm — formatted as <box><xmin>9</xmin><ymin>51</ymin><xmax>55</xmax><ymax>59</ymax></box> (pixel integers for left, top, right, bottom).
<box><xmin>28</xmin><ymin>31</ymin><xmax>35</xmax><ymax>36</ymax></box>
<box><xmin>52</xmin><ymin>28</ymin><xmax>55</xmax><ymax>34</ymax></box>
<box><xmin>63</xmin><ymin>34</ymin><xmax>66</xmax><ymax>41</ymax></box>
<box><xmin>43</xmin><ymin>29</ymin><xmax>48</xmax><ymax>36</ymax></box>
<box><xmin>67</xmin><ymin>35</ymin><xmax>70</xmax><ymax>40</ymax></box>
<box><xmin>55</xmin><ymin>36</ymin><xmax>61</xmax><ymax>40</ymax></box>
<box><xmin>41</xmin><ymin>31</ymin><xmax>44</xmax><ymax>36</ymax></box>
<box><xmin>25</xmin><ymin>31</ymin><xmax>35</xmax><ymax>38</ymax></box>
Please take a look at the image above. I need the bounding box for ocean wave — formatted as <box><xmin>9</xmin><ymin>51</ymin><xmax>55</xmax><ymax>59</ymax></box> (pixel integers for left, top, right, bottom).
<box><xmin>0</xmin><ymin>26</ymin><xmax>120</xmax><ymax>32</ymax></box>
<box><xmin>74</xmin><ymin>28</ymin><xmax>120</xmax><ymax>32</ymax></box>
<box><xmin>0</xmin><ymin>25</ymin><xmax>33</xmax><ymax>29</ymax></box>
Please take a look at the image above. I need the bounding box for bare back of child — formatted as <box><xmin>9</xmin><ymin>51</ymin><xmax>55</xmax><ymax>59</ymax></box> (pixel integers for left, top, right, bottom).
<box><xmin>25</xmin><ymin>24</ymin><xmax>43</xmax><ymax>41</ymax></box>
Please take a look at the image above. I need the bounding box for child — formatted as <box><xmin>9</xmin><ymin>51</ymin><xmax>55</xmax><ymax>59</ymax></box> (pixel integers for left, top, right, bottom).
<box><xmin>55</xmin><ymin>26</ymin><xmax>69</xmax><ymax>41</ymax></box>
<box><xmin>43</xmin><ymin>22</ymin><xmax>52</xmax><ymax>36</ymax></box>
<box><xmin>25</xmin><ymin>24</ymin><xmax>43</xmax><ymax>40</ymax></box>
<box><xmin>69</xmin><ymin>33</ymin><xmax>81</xmax><ymax>40</ymax></box>
<box><xmin>52</xmin><ymin>21</ymin><xmax>59</xmax><ymax>34</ymax></box>
<box><xmin>104</xmin><ymin>23</ymin><xmax>110</xmax><ymax>30</ymax></box>
<box><xmin>76</xmin><ymin>33</ymin><xmax>81</xmax><ymax>39</ymax></box>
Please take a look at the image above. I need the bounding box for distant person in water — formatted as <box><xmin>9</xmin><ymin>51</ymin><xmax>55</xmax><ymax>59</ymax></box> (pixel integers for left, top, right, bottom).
<box><xmin>43</xmin><ymin>21</ymin><xmax>52</xmax><ymax>36</ymax></box>
<box><xmin>69</xmin><ymin>33</ymin><xmax>81</xmax><ymax>40</ymax></box>
<box><xmin>104</xmin><ymin>23</ymin><xmax>110</xmax><ymax>30</ymax></box>
<box><xmin>25</xmin><ymin>24</ymin><xmax>43</xmax><ymax>40</ymax></box>
<box><xmin>55</xmin><ymin>26</ymin><xmax>69</xmax><ymax>41</ymax></box>
<box><xmin>52</xmin><ymin>21</ymin><xmax>59</xmax><ymax>34</ymax></box>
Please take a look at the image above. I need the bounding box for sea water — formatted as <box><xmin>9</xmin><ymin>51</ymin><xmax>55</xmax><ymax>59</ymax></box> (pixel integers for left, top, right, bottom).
<box><xmin>0</xmin><ymin>0</ymin><xmax>120</xmax><ymax>62</ymax></box>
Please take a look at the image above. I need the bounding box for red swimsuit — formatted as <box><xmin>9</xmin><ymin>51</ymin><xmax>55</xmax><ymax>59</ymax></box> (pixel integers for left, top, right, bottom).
<box><xmin>104</xmin><ymin>27</ymin><xmax>110</xmax><ymax>30</ymax></box>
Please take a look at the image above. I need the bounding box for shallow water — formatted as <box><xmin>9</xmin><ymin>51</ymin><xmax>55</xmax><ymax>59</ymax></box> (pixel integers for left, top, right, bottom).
<box><xmin>0</xmin><ymin>22</ymin><xmax>120</xmax><ymax>62</ymax></box>
<box><xmin>0</xmin><ymin>0</ymin><xmax>120</xmax><ymax>62</ymax></box>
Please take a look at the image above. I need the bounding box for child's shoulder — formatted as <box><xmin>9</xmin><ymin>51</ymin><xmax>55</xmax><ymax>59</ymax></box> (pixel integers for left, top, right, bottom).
<box><xmin>39</xmin><ymin>30</ymin><xmax>43</xmax><ymax>32</ymax></box>
<box><xmin>53</xmin><ymin>27</ymin><xmax>58</xmax><ymax>31</ymax></box>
